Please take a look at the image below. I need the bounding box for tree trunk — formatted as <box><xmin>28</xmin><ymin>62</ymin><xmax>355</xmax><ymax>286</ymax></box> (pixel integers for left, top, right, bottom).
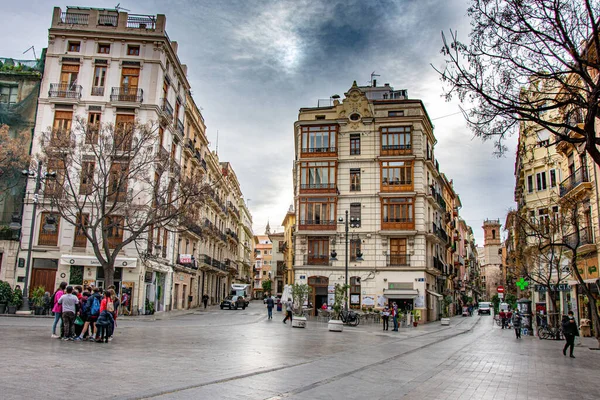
<box><xmin>103</xmin><ymin>264</ymin><xmax>115</xmax><ymax>289</ymax></box>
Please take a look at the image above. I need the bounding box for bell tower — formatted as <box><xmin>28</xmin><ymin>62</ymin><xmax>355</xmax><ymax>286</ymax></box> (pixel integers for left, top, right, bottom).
<box><xmin>483</xmin><ymin>219</ymin><xmax>501</xmax><ymax>246</ymax></box>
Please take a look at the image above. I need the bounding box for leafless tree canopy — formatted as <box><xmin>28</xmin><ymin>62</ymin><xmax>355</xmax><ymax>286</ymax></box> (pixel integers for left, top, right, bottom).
<box><xmin>0</xmin><ymin>124</ymin><xmax>30</xmax><ymax>199</ymax></box>
<box><xmin>39</xmin><ymin>117</ymin><xmax>207</xmax><ymax>286</ymax></box>
<box><xmin>435</xmin><ymin>0</ymin><xmax>600</xmax><ymax>162</ymax></box>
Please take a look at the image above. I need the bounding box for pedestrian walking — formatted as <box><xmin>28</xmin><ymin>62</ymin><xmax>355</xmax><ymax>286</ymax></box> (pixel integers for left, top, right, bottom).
<box><xmin>512</xmin><ymin>312</ymin><xmax>522</xmax><ymax>339</ymax></box>
<box><xmin>266</xmin><ymin>296</ymin><xmax>275</xmax><ymax>319</ymax></box>
<box><xmin>562</xmin><ymin>311</ymin><xmax>579</xmax><ymax>358</ymax></box>
<box><xmin>499</xmin><ymin>310</ymin><xmax>507</xmax><ymax>329</ymax></box>
<box><xmin>381</xmin><ymin>306</ymin><xmax>390</xmax><ymax>331</ymax></box>
<box><xmin>202</xmin><ymin>294</ymin><xmax>209</xmax><ymax>309</ymax></box>
<box><xmin>392</xmin><ymin>303</ymin><xmax>399</xmax><ymax>331</ymax></box>
<box><xmin>50</xmin><ymin>282</ymin><xmax>67</xmax><ymax>339</ymax></box>
<box><xmin>58</xmin><ymin>286</ymin><xmax>79</xmax><ymax>341</ymax></box>
<box><xmin>282</xmin><ymin>298</ymin><xmax>293</xmax><ymax>324</ymax></box>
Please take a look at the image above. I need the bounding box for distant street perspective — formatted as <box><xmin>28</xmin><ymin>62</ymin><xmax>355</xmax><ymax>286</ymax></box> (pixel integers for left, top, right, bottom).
<box><xmin>1</xmin><ymin>309</ymin><xmax>599</xmax><ymax>400</ymax></box>
<box><xmin>1</xmin><ymin>1</ymin><xmax>600</xmax><ymax>399</ymax></box>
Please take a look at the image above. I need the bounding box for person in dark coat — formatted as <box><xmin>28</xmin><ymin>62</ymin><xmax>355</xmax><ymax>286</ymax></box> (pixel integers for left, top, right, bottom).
<box><xmin>512</xmin><ymin>312</ymin><xmax>522</xmax><ymax>339</ymax></box>
<box><xmin>266</xmin><ymin>296</ymin><xmax>274</xmax><ymax>319</ymax></box>
<box><xmin>562</xmin><ymin>311</ymin><xmax>579</xmax><ymax>358</ymax></box>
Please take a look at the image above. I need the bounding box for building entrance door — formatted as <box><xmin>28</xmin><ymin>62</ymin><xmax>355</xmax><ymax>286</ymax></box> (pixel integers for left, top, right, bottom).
<box><xmin>30</xmin><ymin>269</ymin><xmax>57</xmax><ymax>296</ymax></box>
<box><xmin>308</xmin><ymin>276</ymin><xmax>329</xmax><ymax>316</ymax></box>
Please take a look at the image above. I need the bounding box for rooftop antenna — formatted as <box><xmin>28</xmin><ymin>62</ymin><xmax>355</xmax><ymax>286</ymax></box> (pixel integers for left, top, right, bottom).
<box><xmin>370</xmin><ymin>71</ymin><xmax>380</xmax><ymax>87</ymax></box>
<box><xmin>115</xmin><ymin>3</ymin><xmax>130</xmax><ymax>12</ymax></box>
<box><xmin>23</xmin><ymin>46</ymin><xmax>37</xmax><ymax>60</ymax></box>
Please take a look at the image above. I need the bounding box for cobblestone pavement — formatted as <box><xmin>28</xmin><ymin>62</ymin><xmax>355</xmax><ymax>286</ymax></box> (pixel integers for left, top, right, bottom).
<box><xmin>1</xmin><ymin>306</ymin><xmax>598</xmax><ymax>400</ymax></box>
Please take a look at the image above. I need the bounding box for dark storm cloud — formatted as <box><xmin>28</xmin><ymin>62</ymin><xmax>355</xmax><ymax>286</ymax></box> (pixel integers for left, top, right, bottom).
<box><xmin>1</xmin><ymin>0</ymin><xmax>516</xmax><ymax>242</ymax></box>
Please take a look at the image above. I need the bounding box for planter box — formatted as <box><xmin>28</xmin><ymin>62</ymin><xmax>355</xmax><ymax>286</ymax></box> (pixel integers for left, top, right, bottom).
<box><xmin>0</xmin><ymin>303</ymin><xmax>6</xmax><ymax>314</ymax></box>
<box><xmin>328</xmin><ymin>319</ymin><xmax>343</xmax><ymax>332</ymax></box>
<box><xmin>7</xmin><ymin>306</ymin><xmax>17</xmax><ymax>314</ymax></box>
<box><xmin>441</xmin><ymin>318</ymin><xmax>450</xmax><ymax>326</ymax></box>
<box><xmin>292</xmin><ymin>316</ymin><xmax>307</xmax><ymax>328</ymax></box>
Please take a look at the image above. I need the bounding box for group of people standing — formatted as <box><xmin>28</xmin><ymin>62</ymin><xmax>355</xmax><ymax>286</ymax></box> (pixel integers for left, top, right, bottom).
<box><xmin>381</xmin><ymin>302</ymin><xmax>400</xmax><ymax>331</ymax></box>
<box><xmin>50</xmin><ymin>282</ymin><xmax>120</xmax><ymax>343</ymax></box>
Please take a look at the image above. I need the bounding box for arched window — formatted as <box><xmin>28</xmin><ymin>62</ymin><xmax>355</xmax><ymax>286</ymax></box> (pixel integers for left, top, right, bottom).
<box><xmin>492</xmin><ymin>229</ymin><xmax>496</xmax><ymax>239</ymax></box>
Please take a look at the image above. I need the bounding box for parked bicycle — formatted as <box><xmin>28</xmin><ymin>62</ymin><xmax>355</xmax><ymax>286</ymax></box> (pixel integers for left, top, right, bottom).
<box><xmin>537</xmin><ymin>325</ymin><xmax>562</xmax><ymax>340</ymax></box>
<box><xmin>339</xmin><ymin>309</ymin><xmax>360</xmax><ymax>326</ymax></box>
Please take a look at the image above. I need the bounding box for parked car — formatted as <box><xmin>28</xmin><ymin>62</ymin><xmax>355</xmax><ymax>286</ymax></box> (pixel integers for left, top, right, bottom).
<box><xmin>478</xmin><ymin>302</ymin><xmax>492</xmax><ymax>315</ymax></box>
<box><xmin>220</xmin><ymin>295</ymin><xmax>246</xmax><ymax>310</ymax></box>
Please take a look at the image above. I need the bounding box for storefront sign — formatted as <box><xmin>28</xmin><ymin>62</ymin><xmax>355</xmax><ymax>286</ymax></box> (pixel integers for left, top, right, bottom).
<box><xmin>535</xmin><ymin>284</ymin><xmax>571</xmax><ymax>292</ymax></box>
<box><xmin>362</xmin><ymin>295</ymin><xmax>375</xmax><ymax>306</ymax></box>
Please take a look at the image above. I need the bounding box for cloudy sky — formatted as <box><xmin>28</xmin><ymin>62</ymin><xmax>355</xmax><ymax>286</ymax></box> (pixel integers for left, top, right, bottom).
<box><xmin>1</xmin><ymin>0</ymin><xmax>517</xmax><ymax>244</ymax></box>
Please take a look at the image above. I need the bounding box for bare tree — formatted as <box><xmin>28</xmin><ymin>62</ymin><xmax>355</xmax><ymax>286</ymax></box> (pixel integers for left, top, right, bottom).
<box><xmin>435</xmin><ymin>0</ymin><xmax>600</xmax><ymax>164</ymax></box>
<box><xmin>0</xmin><ymin>124</ymin><xmax>30</xmax><ymax>199</ymax></box>
<box><xmin>39</xmin><ymin>117</ymin><xmax>207</xmax><ymax>287</ymax></box>
<box><xmin>512</xmin><ymin>195</ymin><xmax>600</xmax><ymax>345</ymax></box>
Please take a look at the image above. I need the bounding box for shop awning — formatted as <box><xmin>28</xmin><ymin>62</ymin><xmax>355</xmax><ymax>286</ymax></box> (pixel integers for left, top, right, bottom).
<box><xmin>60</xmin><ymin>255</ymin><xmax>137</xmax><ymax>269</ymax></box>
<box><xmin>383</xmin><ymin>289</ymin><xmax>418</xmax><ymax>298</ymax></box>
<box><xmin>427</xmin><ymin>290</ymin><xmax>443</xmax><ymax>298</ymax></box>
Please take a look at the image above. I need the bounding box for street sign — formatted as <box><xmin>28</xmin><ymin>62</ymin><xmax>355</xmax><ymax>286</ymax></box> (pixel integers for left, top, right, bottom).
<box><xmin>498</xmin><ymin>293</ymin><xmax>504</xmax><ymax>299</ymax></box>
<box><xmin>497</xmin><ymin>286</ymin><xmax>504</xmax><ymax>293</ymax></box>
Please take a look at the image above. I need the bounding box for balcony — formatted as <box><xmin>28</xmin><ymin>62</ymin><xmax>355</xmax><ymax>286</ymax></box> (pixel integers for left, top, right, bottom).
<box><xmin>48</xmin><ymin>83</ymin><xmax>82</xmax><ymax>100</ymax></box>
<box><xmin>176</xmin><ymin>119</ymin><xmax>185</xmax><ymax>136</ymax></box>
<box><xmin>433</xmin><ymin>256</ymin><xmax>444</xmax><ymax>271</ymax></box>
<box><xmin>387</xmin><ymin>254</ymin><xmax>410</xmax><ymax>266</ymax></box>
<box><xmin>300</xmin><ymin>147</ymin><xmax>337</xmax><ymax>158</ymax></box>
<box><xmin>161</xmin><ymin>98</ymin><xmax>174</xmax><ymax>119</ymax></box>
<box><xmin>299</xmin><ymin>183</ymin><xmax>337</xmax><ymax>194</ymax></box>
<box><xmin>381</xmin><ymin>144</ymin><xmax>411</xmax><ymax>156</ymax></box>
<box><xmin>227</xmin><ymin>201</ymin><xmax>240</xmax><ymax>220</ymax></box>
<box><xmin>429</xmin><ymin>187</ymin><xmax>446</xmax><ymax>209</ymax></box>
<box><xmin>381</xmin><ymin>217</ymin><xmax>414</xmax><ymax>231</ymax></box>
<box><xmin>303</xmin><ymin>254</ymin><xmax>330</xmax><ymax>266</ymax></box>
<box><xmin>559</xmin><ymin>167</ymin><xmax>591</xmax><ymax>198</ymax></box>
<box><xmin>564</xmin><ymin>227</ymin><xmax>595</xmax><ymax>251</ymax></box>
<box><xmin>110</xmin><ymin>87</ymin><xmax>143</xmax><ymax>103</ymax></box>
<box><xmin>127</xmin><ymin>14</ymin><xmax>157</xmax><ymax>30</ymax></box>
<box><xmin>298</xmin><ymin>219</ymin><xmax>336</xmax><ymax>231</ymax></box>
<box><xmin>381</xmin><ymin>178</ymin><xmax>413</xmax><ymax>192</ymax></box>
<box><xmin>91</xmin><ymin>86</ymin><xmax>105</xmax><ymax>96</ymax></box>
<box><xmin>177</xmin><ymin>254</ymin><xmax>198</xmax><ymax>270</ymax></box>
<box><xmin>432</xmin><ymin>223</ymin><xmax>449</xmax><ymax>244</ymax></box>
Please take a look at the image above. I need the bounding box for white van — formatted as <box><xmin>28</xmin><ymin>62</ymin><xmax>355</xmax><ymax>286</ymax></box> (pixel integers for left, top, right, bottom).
<box><xmin>478</xmin><ymin>302</ymin><xmax>492</xmax><ymax>315</ymax></box>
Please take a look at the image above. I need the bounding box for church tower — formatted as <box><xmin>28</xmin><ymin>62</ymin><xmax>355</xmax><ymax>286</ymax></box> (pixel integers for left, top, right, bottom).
<box><xmin>265</xmin><ymin>221</ymin><xmax>271</xmax><ymax>235</ymax></box>
<box><xmin>483</xmin><ymin>219</ymin><xmax>501</xmax><ymax>246</ymax></box>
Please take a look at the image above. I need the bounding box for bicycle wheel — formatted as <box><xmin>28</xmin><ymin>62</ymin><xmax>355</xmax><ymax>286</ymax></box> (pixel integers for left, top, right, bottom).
<box><xmin>350</xmin><ymin>316</ymin><xmax>360</xmax><ymax>326</ymax></box>
<box><xmin>537</xmin><ymin>327</ymin><xmax>544</xmax><ymax>340</ymax></box>
<box><xmin>540</xmin><ymin>328</ymin><xmax>550</xmax><ymax>340</ymax></box>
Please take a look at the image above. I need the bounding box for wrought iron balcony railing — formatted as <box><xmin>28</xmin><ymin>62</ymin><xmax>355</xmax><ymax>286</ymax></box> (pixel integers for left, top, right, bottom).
<box><xmin>387</xmin><ymin>254</ymin><xmax>410</xmax><ymax>266</ymax></box>
<box><xmin>48</xmin><ymin>83</ymin><xmax>82</xmax><ymax>99</ymax></box>
<box><xmin>110</xmin><ymin>87</ymin><xmax>143</xmax><ymax>102</ymax></box>
<box><xmin>559</xmin><ymin>167</ymin><xmax>590</xmax><ymax>197</ymax></box>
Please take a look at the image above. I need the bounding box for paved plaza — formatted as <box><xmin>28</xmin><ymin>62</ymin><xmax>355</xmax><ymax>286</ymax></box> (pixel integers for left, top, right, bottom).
<box><xmin>1</xmin><ymin>306</ymin><xmax>599</xmax><ymax>400</ymax></box>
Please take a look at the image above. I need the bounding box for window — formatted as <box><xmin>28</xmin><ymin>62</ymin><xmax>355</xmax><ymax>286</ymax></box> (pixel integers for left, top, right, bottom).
<box><xmin>79</xmin><ymin>161</ymin><xmax>95</xmax><ymax>195</ymax></box>
<box><xmin>350</xmin><ymin>239</ymin><xmax>362</xmax><ymax>262</ymax></box>
<box><xmin>68</xmin><ymin>41</ymin><xmax>81</xmax><ymax>52</ymax></box>
<box><xmin>381</xmin><ymin>161</ymin><xmax>412</xmax><ymax>191</ymax></box>
<box><xmin>388</xmin><ymin>110</ymin><xmax>404</xmax><ymax>117</ymax></box>
<box><xmin>86</xmin><ymin>112</ymin><xmax>101</xmax><ymax>144</ymax></box>
<box><xmin>527</xmin><ymin>175</ymin><xmax>534</xmax><ymax>193</ymax></box>
<box><xmin>50</xmin><ymin>111</ymin><xmax>72</xmax><ymax>146</ymax></box>
<box><xmin>298</xmin><ymin>197</ymin><xmax>336</xmax><ymax>228</ymax></box>
<box><xmin>536</xmin><ymin>171</ymin><xmax>547</xmax><ymax>191</ymax></box>
<box><xmin>299</xmin><ymin>161</ymin><xmax>336</xmax><ymax>190</ymax></box>
<box><xmin>120</xmin><ymin>67</ymin><xmax>140</xmax><ymax>89</ymax></box>
<box><xmin>60</xmin><ymin>63</ymin><xmax>80</xmax><ymax>87</ymax></box>
<box><xmin>350</xmin><ymin>203</ymin><xmax>361</xmax><ymax>227</ymax></box>
<box><xmin>104</xmin><ymin>215</ymin><xmax>124</xmax><ymax>248</ymax></box>
<box><xmin>389</xmin><ymin>238</ymin><xmax>408</xmax><ymax>265</ymax></box>
<box><xmin>73</xmin><ymin>213</ymin><xmax>89</xmax><ymax>248</ymax></box>
<box><xmin>307</xmin><ymin>236</ymin><xmax>329</xmax><ymax>265</ymax></box>
<box><xmin>350</xmin><ymin>276</ymin><xmax>361</xmax><ymax>308</ymax></box>
<box><xmin>350</xmin><ymin>134</ymin><xmax>360</xmax><ymax>155</ymax></box>
<box><xmin>550</xmin><ymin>169</ymin><xmax>557</xmax><ymax>188</ymax></box>
<box><xmin>38</xmin><ymin>212</ymin><xmax>61</xmax><ymax>246</ymax></box>
<box><xmin>538</xmin><ymin>208</ymin><xmax>549</xmax><ymax>234</ymax></box>
<box><xmin>381</xmin><ymin>126</ymin><xmax>411</xmax><ymax>155</ymax></box>
<box><xmin>382</xmin><ymin>197</ymin><xmax>414</xmax><ymax>229</ymax></box>
<box><xmin>114</xmin><ymin>114</ymin><xmax>134</xmax><ymax>151</ymax></box>
<box><xmin>127</xmin><ymin>45</ymin><xmax>140</xmax><ymax>56</ymax></box>
<box><xmin>301</xmin><ymin>125</ymin><xmax>337</xmax><ymax>154</ymax></box>
<box><xmin>108</xmin><ymin>162</ymin><xmax>128</xmax><ymax>202</ymax></box>
<box><xmin>0</xmin><ymin>85</ymin><xmax>18</xmax><ymax>105</ymax></box>
<box><xmin>92</xmin><ymin>66</ymin><xmax>107</xmax><ymax>95</ymax></box>
<box><xmin>97</xmin><ymin>43</ymin><xmax>110</xmax><ymax>54</ymax></box>
<box><xmin>350</xmin><ymin>169</ymin><xmax>361</xmax><ymax>191</ymax></box>
<box><xmin>44</xmin><ymin>158</ymin><xmax>65</xmax><ymax>197</ymax></box>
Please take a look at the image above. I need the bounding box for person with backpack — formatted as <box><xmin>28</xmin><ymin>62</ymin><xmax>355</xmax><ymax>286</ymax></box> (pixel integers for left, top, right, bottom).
<box><xmin>51</xmin><ymin>282</ymin><xmax>67</xmax><ymax>339</ymax></box>
<box><xmin>74</xmin><ymin>288</ymin><xmax>91</xmax><ymax>340</ymax></box>
<box><xmin>96</xmin><ymin>291</ymin><xmax>115</xmax><ymax>343</ymax></box>
<box><xmin>57</xmin><ymin>286</ymin><xmax>80</xmax><ymax>341</ymax></box>
<box><xmin>79</xmin><ymin>287</ymin><xmax>102</xmax><ymax>341</ymax></box>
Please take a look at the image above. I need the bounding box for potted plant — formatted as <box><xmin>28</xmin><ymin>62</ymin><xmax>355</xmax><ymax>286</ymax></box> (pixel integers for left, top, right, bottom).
<box><xmin>441</xmin><ymin>295</ymin><xmax>453</xmax><ymax>326</ymax></box>
<box><xmin>145</xmin><ymin>299</ymin><xmax>155</xmax><ymax>315</ymax></box>
<box><xmin>8</xmin><ymin>286</ymin><xmax>23</xmax><ymax>314</ymax></box>
<box><xmin>0</xmin><ymin>280</ymin><xmax>12</xmax><ymax>314</ymax></box>
<box><xmin>328</xmin><ymin>283</ymin><xmax>348</xmax><ymax>332</ymax></box>
<box><xmin>291</xmin><ymin>283</ymin><xmax>311</xmax><ymax>328</ymax></box>
<box><xmin>32</xmin><ymin>286</ymin><xmax>46</xmax><ymax>315</ymax></box>
<box><xmin>412</xmin><ymin>310</ymin><xmax>420</xmax><ymax>327</ymax></box>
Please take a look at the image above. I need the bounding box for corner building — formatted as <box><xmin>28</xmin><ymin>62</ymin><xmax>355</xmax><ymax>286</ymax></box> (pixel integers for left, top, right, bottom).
<box><xmin>293</xmin><ymin>81</ymin><xmax>459</xmax><ymax>322</ymax></box>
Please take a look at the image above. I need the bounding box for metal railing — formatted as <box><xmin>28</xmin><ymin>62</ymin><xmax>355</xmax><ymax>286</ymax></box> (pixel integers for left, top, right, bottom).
<box><xmin>303</xmin><ymin>254</ymin><xmax>330</xmax><ymax>266</ymax></box>
<box><xmin>387</xmin><ymin>254</ymin><xmax>410</xmax><ymax>266</ymax></box>
<box><xmin>382</xmin><ymin>178</ymin><xmax>412</xmax><ymax>186</ymax></box>
<box><xmin>559</xmin><ymin>167</ymin><xmax>590</xmax><ymax>197</ymax></box>
<box><xmin>60</xmin><ymin>12</ymin><xmax>89</xmax><ymax>25</ymax></box>
<box><xmin>301</xmin><ymin>147</ymin><xmax>336</xmax><ymax>153</ymax></box>
<box><xmin>98</xmin><ymin>14</ymin><xmax>117</xmax><ymax>26</ymax></box>
<box><xmin>300</xmin><ymin>183</ymin><xmax>336</xmax><ymax>190</ymax></box>
<box><xmin>110</xmin><ymin>87</ymin><xmax>143</xmax><ymax>102</ymax></box>
<box><xmin>350</xmin><ymin>183</ymin><xmax>361</xmax><ymax>191</ymax></box>
<box><xmin>381</xmin><ymin>144</ymin><xmax>411</xmax><ymax>151</ymax></box>
<box><xmin>91</xmin><ymin>86</ymin><xmax>104</xmax><ymax>96</ymax></box>
<box><xmin>161</xmin><ymin>98</ymin><xmax>173</xmax><ymax>117</ymax></box>
<box><xmin>48</xmin><ymin>83</ymin><xmax>82</xmax><ymax>99</ymax></box>
<box><xmin>564</xmin><ymin>227</ymin><xmax>595</xmax><ymax>248</ymax></box>
<box><xmin>433</xmin><ymin>257</ymin><xmax>444</xmax><ymax>271</ymax></box>
<box><xmin>176</xmin><ymin>119</ymin><xmax>185</xmax><ymax>135</ymax></box>
<box><xmin>298</xmin><ymin>219</ymin><xmax>336</xmax><ymax>228</ymax></box>
<box><xmin>432</xmin><ymin>223</ymin><xmax>448</xmax><ymax>243</ymax></box>
<box><xmin>126</xmin><ymin>14</ymin><xmax>156</xmax><ymax>29</ymax></box>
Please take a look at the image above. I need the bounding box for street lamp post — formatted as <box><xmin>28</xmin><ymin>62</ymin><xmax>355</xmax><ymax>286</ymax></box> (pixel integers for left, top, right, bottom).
<box><xmin>18</xmin><ymin>161</ymin><xmax>55</xmax><ymax>313</ymax></box>
<box><xmin>331</xmin><ymin>210</ymin><xmax>361</xmax><ymax>311</ymax></box>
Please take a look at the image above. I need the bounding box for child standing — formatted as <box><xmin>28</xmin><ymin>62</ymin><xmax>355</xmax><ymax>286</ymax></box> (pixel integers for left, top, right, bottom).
<box><xmin>57</xmin><ymin>286</ymin><xmax>79</xmax><ymax>341</ymax></box>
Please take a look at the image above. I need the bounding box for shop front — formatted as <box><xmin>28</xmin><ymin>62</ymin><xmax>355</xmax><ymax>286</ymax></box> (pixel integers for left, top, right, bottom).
<box><xmin>172</xmin><ymin>268</ymin><xmax>193</xmax><ymax>310</ymax></box>
<box><xmin>143</xmin><ymin>261</ymin><xmax>170</xmax><ymax>314</ymax></box>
